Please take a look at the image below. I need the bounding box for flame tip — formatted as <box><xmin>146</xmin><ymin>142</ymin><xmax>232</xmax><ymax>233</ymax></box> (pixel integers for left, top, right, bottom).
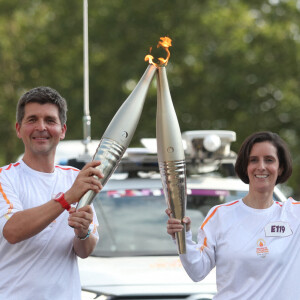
<box><xmin>144</xmin><ymin>36</ymin><xmax>172</xmax><ymax>67</ymax></box>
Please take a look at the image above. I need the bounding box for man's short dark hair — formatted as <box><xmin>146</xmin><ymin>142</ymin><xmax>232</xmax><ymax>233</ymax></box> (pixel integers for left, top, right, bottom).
<box><xmin>16</xmin><ymin>86</ymin><xmax>68</xmax><ymax>125</ymax></box>
<box><xmin>235</xmin><ymin>131</ymin><xmax>292</xmax><ymax>184</ymax></box>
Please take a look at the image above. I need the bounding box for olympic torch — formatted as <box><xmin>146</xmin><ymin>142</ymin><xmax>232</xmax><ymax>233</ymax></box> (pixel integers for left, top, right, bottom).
<box><xmin>77</xmin><ymin>64</ymin><xmax>156</xmax><ymax>209</ymax></box>
<box><xmin>156</xmin><ymin>66</ymin><xmax>187</xmax><ymax>254</ymax></box>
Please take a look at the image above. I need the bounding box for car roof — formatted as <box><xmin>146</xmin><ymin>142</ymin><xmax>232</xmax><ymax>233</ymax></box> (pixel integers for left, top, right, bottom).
<box><xmin>16</xmin><ymin>131</ymin><xmax>287</xmax><ymax>202</ymax></box>
<box><xmin>103</xmin><ymin>175</ymin><xmax>249</xmax><ymax>192</ymax></box>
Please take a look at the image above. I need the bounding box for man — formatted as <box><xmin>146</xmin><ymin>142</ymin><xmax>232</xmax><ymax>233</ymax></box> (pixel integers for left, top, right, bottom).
<box><xmin>0</xmin><ymin>86</ymin><xmax>103</xmax><ymax>299</ymax></box>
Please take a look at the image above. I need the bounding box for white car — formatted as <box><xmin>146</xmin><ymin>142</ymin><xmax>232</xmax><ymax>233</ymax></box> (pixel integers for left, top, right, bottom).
<box><xmin>78</xmin><ymin>179</ymin><xmax>285</xmax><ymax>300</ymax></box>
<box><xmin>49</xmin><ymin>131</ymin><xmax>287</xmax><ymax>300</ymax></box>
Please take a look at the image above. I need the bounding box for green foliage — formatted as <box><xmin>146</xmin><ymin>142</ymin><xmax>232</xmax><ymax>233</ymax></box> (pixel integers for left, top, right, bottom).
<box><xmin>0</xmin><ymin>0</ymin><xmax>300</xmax><ymax>195</ymax></box>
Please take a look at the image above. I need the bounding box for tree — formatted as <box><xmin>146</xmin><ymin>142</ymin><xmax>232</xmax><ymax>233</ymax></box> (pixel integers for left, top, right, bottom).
<box><xmin>0</xmin><ymin>0</ymin><xmax>300</xmax><ymax>195</ymax></box>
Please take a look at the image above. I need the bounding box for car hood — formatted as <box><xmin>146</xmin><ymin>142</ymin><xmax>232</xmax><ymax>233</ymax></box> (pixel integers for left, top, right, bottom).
<box><xmin>78</xmin><ymin>255</ymin><xmax>217</xmax><ymax>296</ymax></box>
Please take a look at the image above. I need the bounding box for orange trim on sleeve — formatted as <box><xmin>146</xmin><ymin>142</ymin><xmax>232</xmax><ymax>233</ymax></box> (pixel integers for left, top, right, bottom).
<box><xmin>0</xmin><ymin>164</ymin><xmax>20</xmax><ymax>212</ymax></box>
<box><xmin>0</xmin><ymin>182</ymin><xmax>13</xmax><ymax>209</ymax></box>
<box><xmin>4</xmin><ymin>164</ymin><xmax>12</xmax><ymax>171</ymax></box>
<box><xmin>0</xmin><ymin>163</ymin><xmax>20</xmax><ymax>173</ymax></box>
<box><xmin>55</xmin><ymin>166</ymin><xmax>79</xmax><ymax>172</ymax></box>
<box><xmin>290</xmin><ymin>197</ymin><xmax>300</xmax><ymax>204</ymax></box>
<box><xmin>200</xmin><ymin>237</ymin><xmax>208</xmax><ymax>252</ymax></box>
<box><xmin>201</xmin><ymin>200</ymin><xmax>239</xmax><ymax>230</ymax></box>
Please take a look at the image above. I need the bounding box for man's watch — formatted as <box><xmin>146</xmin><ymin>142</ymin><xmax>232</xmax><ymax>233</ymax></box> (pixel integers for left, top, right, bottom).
<box><xmin>54</xmin><ymin>192</ymin><xmax>71</xmax><ymax>211</ymax></box>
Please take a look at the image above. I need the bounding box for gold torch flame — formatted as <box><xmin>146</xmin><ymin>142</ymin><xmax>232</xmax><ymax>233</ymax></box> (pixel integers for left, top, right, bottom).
<box><xmin>145</xmin><ymin>36</ymin><xmax>172</xmax><ymax>67</ymax></box>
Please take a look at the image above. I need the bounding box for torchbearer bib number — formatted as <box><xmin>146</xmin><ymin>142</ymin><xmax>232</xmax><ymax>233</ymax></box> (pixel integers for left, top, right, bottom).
<box><xmin>264</xmin><ymin>222</ymin><xmax>292</xmax><ymax>237</ymax></box>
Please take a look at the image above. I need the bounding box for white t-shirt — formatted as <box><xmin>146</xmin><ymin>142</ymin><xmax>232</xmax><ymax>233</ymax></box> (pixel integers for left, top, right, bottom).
<box><xmin>179</xmin><ymin>198</ymin><xmax>300</xmax><ymax>300</ymax></box>
<box><xmin>0</xmin><ymin>160</ymin><xmax>99</xmax><ymax>300</ymax></box>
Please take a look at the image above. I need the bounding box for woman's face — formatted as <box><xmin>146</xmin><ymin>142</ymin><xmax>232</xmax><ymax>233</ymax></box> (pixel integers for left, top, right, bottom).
<box><xmin>247</xmin><ymin>141</ymin><xmax>282</xmax><ymax>193</ymax></box>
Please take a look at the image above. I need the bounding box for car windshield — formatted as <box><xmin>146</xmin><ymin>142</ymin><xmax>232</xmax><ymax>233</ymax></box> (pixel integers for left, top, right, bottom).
<box><xmin>91</xmin><ymin>187</ymin><xmax>248</xmax><ymax>257</ymax></box>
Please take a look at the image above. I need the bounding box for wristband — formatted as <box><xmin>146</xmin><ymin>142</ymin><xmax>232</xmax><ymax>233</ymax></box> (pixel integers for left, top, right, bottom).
<box><xmin>54</xmin><ymin>192</ymin><xmax>71</xmax><ymax>211</ymax></box>
<box><xmin>76</xmin><ymin>228</ymin><xmax>91</xmax><ymax>240</ymax></box>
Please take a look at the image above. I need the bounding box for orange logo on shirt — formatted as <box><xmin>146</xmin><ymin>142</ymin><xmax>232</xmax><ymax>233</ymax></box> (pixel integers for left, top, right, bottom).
<box><xmin>256</xmin><ymin>239</ymin><xmax>269</xmax><ymax>258</ymax></box>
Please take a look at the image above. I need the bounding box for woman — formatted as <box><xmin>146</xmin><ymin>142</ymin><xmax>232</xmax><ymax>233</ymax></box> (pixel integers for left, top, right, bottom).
<box><xmin>166</xmin><ymin>131</ymin><xmax>299</xmax><ymax>300</ymax></box>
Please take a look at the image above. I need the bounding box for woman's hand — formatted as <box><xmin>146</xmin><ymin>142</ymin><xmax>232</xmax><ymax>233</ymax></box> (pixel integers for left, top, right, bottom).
<box><xmin>165</xmin><ymin>208</ymin><xmax>191</xmax><ymax>239</ymax></box>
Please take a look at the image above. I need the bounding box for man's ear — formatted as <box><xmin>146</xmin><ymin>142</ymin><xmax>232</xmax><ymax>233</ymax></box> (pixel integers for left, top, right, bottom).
<box><xmin>60</xmin><ymin>124</ymin><xmax>67</xmax><ymax>140</ymax></box>
<box><xmin>15</xmin><ymin>122</ymin><xmax>22</xmax><ymax>139</ymax></box>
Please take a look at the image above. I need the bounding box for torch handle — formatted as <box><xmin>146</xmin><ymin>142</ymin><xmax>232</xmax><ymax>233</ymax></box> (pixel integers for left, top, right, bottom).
<box><xmin>159</xmin><ymin>160</ymin><xmax>187</xmax><ymax>254</ymax></box>
<box><xmin>76</xmin><ymin>138</ymin><xmax>126</xmax><ymax>209</ymax></box>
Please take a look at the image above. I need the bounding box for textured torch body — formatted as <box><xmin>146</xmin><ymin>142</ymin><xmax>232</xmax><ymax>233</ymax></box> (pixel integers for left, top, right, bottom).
<box><xmin>156</xmin><ymin>67</ymin><xmax>187</xmax><ymax>254</ymax></box>
<box><xmin>77</xmin><ymin>64</ymin><xmax>156</xmax><ymax>209</ymax></box>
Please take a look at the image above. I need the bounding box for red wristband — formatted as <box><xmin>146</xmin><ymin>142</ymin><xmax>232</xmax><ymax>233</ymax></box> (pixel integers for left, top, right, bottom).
<box><xmin>54</xmin><ymin>192</ymin><xmax>71</xmax><ymax>211</ymax></box>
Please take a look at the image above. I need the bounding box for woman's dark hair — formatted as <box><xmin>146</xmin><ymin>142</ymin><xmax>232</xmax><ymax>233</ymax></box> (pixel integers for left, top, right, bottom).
<box><xmin>235</xmin><ymin>131</ymin><xmax>292</xmax><ymax>184</ymax></box>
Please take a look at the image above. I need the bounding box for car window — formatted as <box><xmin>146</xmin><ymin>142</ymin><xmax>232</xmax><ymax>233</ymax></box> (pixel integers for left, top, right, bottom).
<box><xmin>91</xmin><ymin>188</ymin><xmax>248</xmax><ymax>257</ymax></box>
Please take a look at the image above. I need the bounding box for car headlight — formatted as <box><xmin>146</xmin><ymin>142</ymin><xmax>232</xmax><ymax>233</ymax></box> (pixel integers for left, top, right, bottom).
<box><xmin>81</xmin><ymin>291</ymin><xmax>97</xmax><ymax>300</ymax></box>
<box><xmin>95</xmin><ymin>296</ymin><xmax>111</xmax><ymax>300</ymax></box>
<box><xmin>186</xmin><ymin>293</ymin><xmax>214</xmax><ymax>300</ymax></box>
<box><xmin>81</xmin><ymin>291</ymin><xmax>112</xmax><ymax>300</ymax></box>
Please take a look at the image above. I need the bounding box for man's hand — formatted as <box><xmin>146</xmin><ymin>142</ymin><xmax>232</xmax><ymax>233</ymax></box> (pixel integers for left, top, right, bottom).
<box><xmin>165</xmin><ymin>208</ymin><xmax>191</xmax><ymax>239</ymax></box>
<box><xmin>68</xmin><ymin>205</ymin><xmax>93</xmax><ymax>238</ymax></box>
<box><xmin>64</xmin><ymin>160</ymin><xmax>104</xmax><ymax>205</ymax></box>
<box><xmin>69</xmin><ymin>205</ymin><xmax>98</xmax><ymax>258</ymax></box>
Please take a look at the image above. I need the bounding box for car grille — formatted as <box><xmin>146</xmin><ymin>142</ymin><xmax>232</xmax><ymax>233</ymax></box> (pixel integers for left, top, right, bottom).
<box><xmin>104</xmin><ymin>295</ymin><xmax>214</xmax><ymax>300</ymax></box>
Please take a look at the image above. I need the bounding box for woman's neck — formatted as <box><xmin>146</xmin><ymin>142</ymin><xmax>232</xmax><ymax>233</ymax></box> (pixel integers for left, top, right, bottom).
<box><xmin>243</xmin><ymin>192</ymin><xmax>274</xmax><ymax>209</ymax></box>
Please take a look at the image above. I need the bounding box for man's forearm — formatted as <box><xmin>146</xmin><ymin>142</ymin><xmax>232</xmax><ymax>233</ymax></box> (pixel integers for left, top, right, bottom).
<box><xmin>3</xmin><ymin>199</ymin><xmax>65</xmax><ymax>244</ymax></box>
<box><xmin>73</xmin><ymin>234</ymin><xmax>98</xmax><ymax>259</ymax></box>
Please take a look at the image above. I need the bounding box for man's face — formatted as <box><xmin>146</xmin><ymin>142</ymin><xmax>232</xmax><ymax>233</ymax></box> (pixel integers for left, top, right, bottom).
<box><xmin>16</xmin><ymin>102</ymin><xmax>66</xmax><ymax>158</ymax></box>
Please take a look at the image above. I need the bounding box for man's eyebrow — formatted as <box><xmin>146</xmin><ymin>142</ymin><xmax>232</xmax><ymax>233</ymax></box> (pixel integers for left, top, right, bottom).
<box><xmin>25</xmin><ymin>114</ymin><xmax>58</xmax><ymax>119</ymax></box>
<box><xmin>24</xmin><ymin>114</ymin><xmax>37</xmax><ymax>119</ymax></box>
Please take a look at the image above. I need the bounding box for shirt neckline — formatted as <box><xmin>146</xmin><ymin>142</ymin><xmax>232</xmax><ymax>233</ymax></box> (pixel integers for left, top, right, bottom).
<box><xmin>241</xmin><ymin>198</ymin><xmax>276</xmax><ymax>213</ymax></box>
<box><xmin>20</xmin><ymin>159</ymin><xmax>56</xmax><ymax>177</ymax></box>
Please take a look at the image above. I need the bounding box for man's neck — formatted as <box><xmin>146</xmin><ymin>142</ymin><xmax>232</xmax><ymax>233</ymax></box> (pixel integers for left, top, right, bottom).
<box><xmin>22</xmin><ymin>154</ymin><xmax>55</xmax><ymax>173</ymax></box>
